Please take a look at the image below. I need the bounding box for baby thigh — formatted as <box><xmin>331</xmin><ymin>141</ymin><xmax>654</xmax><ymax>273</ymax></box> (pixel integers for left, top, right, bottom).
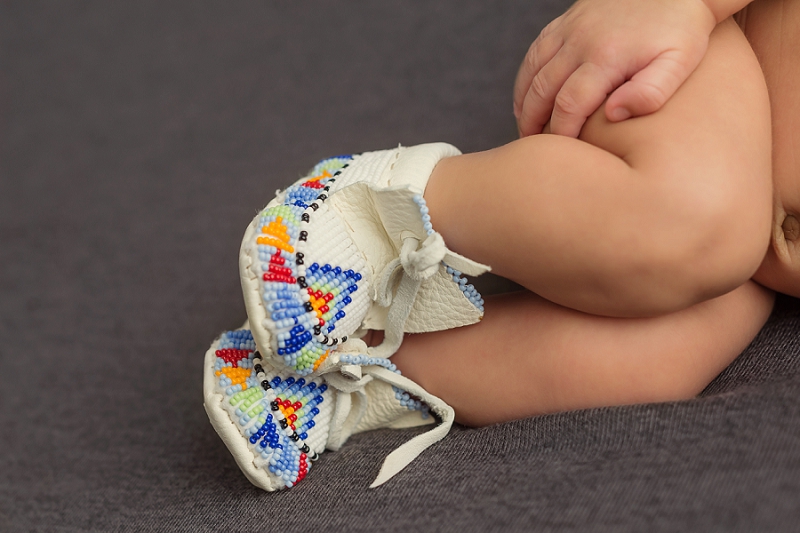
<box><xmin>392</xmin><ymin>282</ymin><xmax>774</xmax><ymax>427</ymax></box>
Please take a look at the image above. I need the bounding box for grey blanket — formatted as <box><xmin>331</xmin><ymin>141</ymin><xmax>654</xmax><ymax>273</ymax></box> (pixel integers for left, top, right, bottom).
<box><xmin>2</xmin><ymin>1</ymin><xmax>798</xmax><ymax>531</ymax></box>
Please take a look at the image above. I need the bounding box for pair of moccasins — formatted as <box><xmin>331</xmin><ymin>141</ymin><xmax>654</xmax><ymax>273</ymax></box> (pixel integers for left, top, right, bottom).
<box><xmin>203</xmin><ymin>143</ymin><xmax>489</xmax><ymax>490</ymax></box>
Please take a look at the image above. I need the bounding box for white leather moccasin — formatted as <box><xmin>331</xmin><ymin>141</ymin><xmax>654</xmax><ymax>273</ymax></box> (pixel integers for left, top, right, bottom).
<box><xmin>204</xmin><ymin>327</ymin><xmax>456</xmax><ymax>490</ymax></box>
<box><xmin>239</xmin><ymin>143</ymin><xmax>491</xmax><ymax>377</ymax></box>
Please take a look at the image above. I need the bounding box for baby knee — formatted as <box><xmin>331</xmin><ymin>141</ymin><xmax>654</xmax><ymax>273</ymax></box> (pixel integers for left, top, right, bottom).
<box><xmin>646</xmin><ymin>180</ymin><xmax>771</xmax><ymax>307</ymax></box>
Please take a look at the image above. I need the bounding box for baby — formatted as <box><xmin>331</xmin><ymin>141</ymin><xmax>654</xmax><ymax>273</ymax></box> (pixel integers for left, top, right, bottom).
<box><xmin>391</xmin><ymin>0</ymin><xmax>798</xmax><ymax>426</ymax></box>
<box><xmin>204</xmin><ymin>0</ymin><xmax>795</xmax><ymax>489</ymax></box>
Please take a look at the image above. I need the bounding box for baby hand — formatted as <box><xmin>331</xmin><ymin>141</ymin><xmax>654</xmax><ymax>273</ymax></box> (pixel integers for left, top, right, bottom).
<box><xmin>514</xmin><ymin>0</ymin><xmax>717</xmax><ymax>137</ymax></box>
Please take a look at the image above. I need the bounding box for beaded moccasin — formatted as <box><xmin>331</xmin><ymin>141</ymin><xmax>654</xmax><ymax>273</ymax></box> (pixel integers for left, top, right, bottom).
<box><xmin>206</xmin><ymin>143</ymin><xmax>490</xmax><ymax>490</ymax></box>
<box><xmin>203</xmin><ymin>327</ymin><xmax>454</xmax><ymax>490</ymax></box>
<box><xmin>238</xmin><ymin>143</ymin><xmax>490</xmax><ymax>376</ymax></box>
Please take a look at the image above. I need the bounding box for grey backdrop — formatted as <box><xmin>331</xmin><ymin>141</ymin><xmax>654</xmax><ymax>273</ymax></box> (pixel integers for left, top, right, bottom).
<box><xmin>2</xmin><ymin>1</ymin><xmax>799</xmax><ymax>531</ymax></box>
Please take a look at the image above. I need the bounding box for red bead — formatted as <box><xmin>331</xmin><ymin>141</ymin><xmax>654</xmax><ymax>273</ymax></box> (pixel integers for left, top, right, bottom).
<box><xmin>323</xmin><ymin>293</ymin><xmax>334</xmax><ymax>302</ymax></box>
<box><xmin>215</xmin><ymin>348</ymin><xmax>250</xmax><ymax>366</ymax></box>
<box><xmin>269</xmin><ymin>264</ymin><xmax>292</xmax><ymax>276</ymax></box>
<box><xmin>319</xmin><ymin>305</ymin><xmax>329</xmax><ymax>313</ymax></box>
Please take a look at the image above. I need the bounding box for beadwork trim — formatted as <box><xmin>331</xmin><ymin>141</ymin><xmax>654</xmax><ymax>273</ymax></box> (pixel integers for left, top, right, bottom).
<box><xmin>214</xmin><ymin>330</ymin><xmax>329</xmax><ymax>488</ymax></box>
<box><xmin>213</xmin><ymin>329</ymin><xmax>432</xmax><ymax>489</ymax></box>
<box><xmin>339</xmin><ymin>353</ymin><xmax>397</xmax><ymax>371</ymax></box>
<box><xmin>339</xmin><ymin>353</ymin><xmax>428</xmax><ymax>417</ymax></box>
<box><xmin>412</xmin><ymin>194</ymin><xmax>435</xmax><ymax>236</ymax></box>
<box><xmin>392</xmin><ymin>386</ymin><xmax>430</xmax><ymax>418</ymax></box>
<box><xmin>445</xmin><ymin>265</ymin><xmax>484</xmax><ymax>312</ymax></box>
<box><xmin>414</xmin><ymin>194</ymin><xmax>485</xmax><ymax>312</ymax></box>
<box><xmin>255</xmin><ymin>156</ymin><xmax>374</xmax><ymax>374</ymax></box>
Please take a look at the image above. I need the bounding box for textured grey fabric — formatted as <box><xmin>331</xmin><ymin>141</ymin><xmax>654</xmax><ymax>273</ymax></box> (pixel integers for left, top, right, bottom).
<box><xmin>2</xmin><ymin>1</ymin><xmax>799</xmax><ymax>531</ymax></box>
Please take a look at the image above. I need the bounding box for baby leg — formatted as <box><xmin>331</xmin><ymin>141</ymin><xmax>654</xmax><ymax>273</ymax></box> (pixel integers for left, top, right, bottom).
<box><xmin>392</xmin><ymin>281</ymin><xmax>774</xmax><ymax>427</ymax></box>
<box><xmin>425</xmin><ymin>19</ymin><xmax>772</xmax><ymax>318</ymax></box>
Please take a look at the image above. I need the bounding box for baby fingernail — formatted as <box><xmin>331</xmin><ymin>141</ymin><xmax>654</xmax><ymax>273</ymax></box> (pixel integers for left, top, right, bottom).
<box><xmin>611</xmin><ymin>107</ymin><xmax>631</xmax><ymax>121</ymax></box>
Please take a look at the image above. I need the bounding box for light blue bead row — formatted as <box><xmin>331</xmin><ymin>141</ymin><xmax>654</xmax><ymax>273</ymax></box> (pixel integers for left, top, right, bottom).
<box><xmin>445</xmin><ymin>265</ymin><xmax>485</xmax><ymax>312</ymax></box>
<box><xmin>412</xmin><ymin>194</ymin><xmax>434</xmax><ymax>236</ymax></box>
<box><xmin>339</xmin><ymin>353</ymin><xmax>398</xmax><ymax>373</ymax></box>
<box><xmin>392</xmin><ymin>385</ymin><xmax>430</xmax><ymax>419</ymax></box>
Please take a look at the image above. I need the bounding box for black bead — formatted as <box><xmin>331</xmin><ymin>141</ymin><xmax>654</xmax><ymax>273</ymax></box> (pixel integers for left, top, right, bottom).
<box><xmin>317</xmin><ymin>194</ymin><xmax>327</xmax><ymax>201</ymax></box>
<box><xmin>254</xmin><ymin>364</ymin><xmax>263</xmax><ymax>374</ymax></box>
<box><xmin>310</xmin><ymin>453</ymin><xmax>319</xmax><ymax>461</ymax></box>
<box><xmin>279</xmin><ymin>419</ymin><xmax>288</xmax><ymax>429</ymax></box>
<box><xmin>342</xmin><ymin>164</ymin><xmax>349</xmax><ymax>168</ymax></box>
<box><xmin>342</xmin><ymin>336</ymin><xmax>347</xmax><ymax>342</ymax></box>
<box><xmin>310</xmin><ymin>203</ymin><xmax>319</xmax><ymax>211</ymax></box>
<box><xmin>322</xmin><ymin>335</ymin><xmax>329</xmax><ymax>344</ymax></box>
<box><xmin>296</xmin><ymin>253</ymin><xmax>304</xmax><ymax>260</ymax></box>
<box><xmin>270</xmin><ymin>401</ymin><xmax>280</xmax><ymax>410</ymax></box>
<box><xmin>313</xmin><ymin>326</ymin><xmax>321</xmax><ymax>335</ymax></box>
<box><xmin>252</xmin><ymin>350</ymin><xmax>261</xmax><ymax>361</ymax></box>
<box><xmin>290</xmin><ymin>433</ymin><xmax>300</xmax><ymax>441</ymax></box>
<box><xmin>299</xmin><ymin>231</ymin><xmax>308</xmax><ymax>241</ymax></box>
<box><xmin>333</xmin><ymin>171</ymin><xmax>341</xmax><ymax>176</ymax></box>
<box><xmin>296</xmin><ymin>259</ymin><xmax>304</xmax><ymax>265</ymax></box>
<box><xmin>301</xmin><ymin>444</ymin><xmax>310</xmax><ymax>453</ymax></box>
<box><xmin>261</xmin><ymin>380</ymin><xmax>270</xmax><ymax>390</ymax></box>
<box><xmin>304</xmin><ymin>302</ymin><xmax>313</xmax><ymax>312</ymax></box>
<box><xmin>298</xmin><ymin>280</ymin><xmax>307</xmax><ymax>288</ymax></box>
<box><xmin>301</xmin><ymin>213</ymin><xmax>310</xmax><ymax>222</ymax></box>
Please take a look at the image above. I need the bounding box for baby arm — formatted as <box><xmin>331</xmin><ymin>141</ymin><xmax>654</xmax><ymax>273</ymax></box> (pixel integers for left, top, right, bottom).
<box><xmin>514</xmin><ymin>0</ymin><xmax>755</xmax><ymax>138</ymax></box>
